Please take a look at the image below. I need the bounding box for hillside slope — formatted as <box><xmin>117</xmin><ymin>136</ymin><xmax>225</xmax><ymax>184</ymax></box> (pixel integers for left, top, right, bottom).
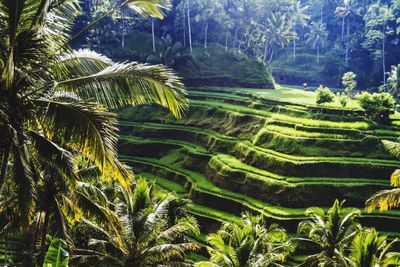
<box><xmin>118</xmin><ymin>87</ymin><xmax>400</xmax><ymax>233</ymax></box>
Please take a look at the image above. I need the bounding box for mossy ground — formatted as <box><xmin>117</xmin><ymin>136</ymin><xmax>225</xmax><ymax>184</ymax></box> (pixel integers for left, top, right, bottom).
<box><xmin>118</xmin><ymin>86</ymin><xmax>400</xmax><ymax>233</ymax></box>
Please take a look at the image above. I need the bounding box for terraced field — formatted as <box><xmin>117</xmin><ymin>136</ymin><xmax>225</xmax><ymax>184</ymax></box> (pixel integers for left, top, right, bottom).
<box><xmin>118</xmin><ymin>86</ymin><xmax>400</xmax><ymax>233</ymax></box>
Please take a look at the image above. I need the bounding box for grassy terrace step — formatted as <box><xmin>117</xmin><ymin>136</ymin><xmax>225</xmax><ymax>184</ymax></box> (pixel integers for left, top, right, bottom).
<box><xmin>120</xmin><ymin>155</ymin><xmax>307</xmax><ymax>219</ymax></box>
<box><xmin>121</xmin><ymin>137</ymin><xmax>389</xmax><ymax>206</ymax></box>
<box><xmin>190</xmin><ymin>99</ymin><xmax>399</xmax><ymax>132</ymax></box>
<box><xmin>120</xmin><ymin>122</ymin><xmax>399</xmax><ymax>179</ymax></box>
<box><xmin>138</xmin><ymin>172</ymin><xmax>186</xmax><ymax>194</ymax></box>
<box><xmin>121</xmin><ymin>156</ymin><xmax>400</xmax><ymax>232</ymax></box>
<box><xmin>185</xmin><ymin>203</ymin><xmax>244</xmax><ymax>226</ymax></box>
<box><xmin>188</xmin><ymin>91</ymin><xmax>364</xmax><ymax>123</ymax></box>
<box><xmin>122</xmin><ymin>135</ymin><xmax>389</xmax><ymax>186</ymax></box>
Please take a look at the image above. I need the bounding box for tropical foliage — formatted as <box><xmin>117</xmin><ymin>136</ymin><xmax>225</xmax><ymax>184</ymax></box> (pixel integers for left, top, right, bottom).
<box><xmin>296</xmin><ymin>200</ymin><xmax>361</xmax><ymax>266</ymax></box>
<box><xmin>0</xmin><ymin>0</ymin><xmax>187</xmax><ymax>265</ymax></box>
<box><xmin>198</xmin><ymin>213</ymin><xmax>290</xmax><ymax>267</ymax></box>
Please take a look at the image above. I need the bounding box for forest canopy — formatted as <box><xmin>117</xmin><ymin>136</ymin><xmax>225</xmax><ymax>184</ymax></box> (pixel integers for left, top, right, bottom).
<box><xmin>74</xmin><ymin>0</ymin><xmax>400</xmax><ymax>88</ymax></box>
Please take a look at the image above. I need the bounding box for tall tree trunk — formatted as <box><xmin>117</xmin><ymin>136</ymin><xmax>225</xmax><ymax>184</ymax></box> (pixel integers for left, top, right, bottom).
<box><xmin>382</xmin><ymin>32</ymin><xmax>386</xmax><ymax>85</ymax></box>
<box><xmin>225</xmin><ymin>30</ymin><xmax>229</xmax><ymax>51</ymax></box>
<box><xmin>182</xmin><ymin>3</ymin><xmax>186</xmax><ymax>47</ymax></box>
<box><xmin>263</xmin><ymin>39</ymin><xmax>269</xmax><ymax>62</ymax></box>
<box><xmin>317</xmin><ymin>45</ymin><xmax>320</xmax><ymax>63</ymax></box>
<box><xmin>38</xmin><ymin>209</ymin><xmax>50</xmax><ymax>267</ymax></box>
<box><xmin>151</xmin><ymin>18</ymin><xmax>156</xmax><ymax>53</ymax></box>
<box><xmin>204</xmin><ymin>22</ymin><xmax>208</xmax><ymax>49</ymax></box>
<box><xmin>187</xmin><ymin>0</ymin><xmax>193</xmax><ymax>54</ymax></box>
<box><xmin>341</xmin><ymin>16</ymin><xmax>345</xmax><ymax>37</ymax></box>
<box><xmin>293</xmin><ymin>38</ymin><xmax>296</xmax><ymax>61</ymax></box>
<box><xmin>345</xmin><ymin>16</ymin><xmax>350</xmax><ymax>67</ymax></box>
<box><xmin>268</xmin><ymin>47</ymin><xmax>275</xmax><ymax>63</ymax></box>
<box><xmin>233</xmin><ymin>19</ymin><xmax>241</xmax><ymax>48</ymax></box>
<box><xmin>121</xmin><ymin>11</ymin><xmax>125</xmax><ymax>48</ymax></box>
<box><xmin>320</xmin><ymin>1</ymin><xmax>323</xmax><ymax>23</ymax></box>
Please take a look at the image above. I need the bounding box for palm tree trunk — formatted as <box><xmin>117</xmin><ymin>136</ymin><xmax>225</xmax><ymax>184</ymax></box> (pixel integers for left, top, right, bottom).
<box><xmin>341</xmin><ymin>16</ymin><xmax>345</xmax><ymax>37</ymax></box>
<box><xmin>187</xmin><ymin>0</ymin><xmax>193</xmax><ymax>54</ymax></box>
<box><xmin>382</xmin><ymin>25</ymin><xmax>386</xmax><ymax>85</ymax></box>
<box><xmin>345</xmin><ymin>16</ymin><xmax>349</xmax><ymax>67</ymax></box>
<box><xmin>121</xmin><ymin>12</ymin><xmax>125</xmax><ymax>48</ymax></box>
<box><xmin>263</xmin><ymin>39</ymin><xmax>269</xmax><ymax>62</ymax></box>
<box><xmin>182</xmin><ymin>3</ymin><xmax>186</xmax><ymax>47</ymax></box>
<box><xmin>293</xmin><ymin>38</ymin><xmax>296</xmax><ymax>61</ymax></box>
<box><xmin>204</xmin><ymin>21</ymin><xmax>208</xmax><ymax>49</ymax></box>
<box><xmin>38</xmin><ymin>209</ymin><xmax>50</xmax><ymax>267</ymax></box>
<box><xmin>320</xmin><ymin>1</ymin><xmax>323</xmax><ymax>23</ymax></box>
<box><xmin>268</xmin><ymin>47</ymin><xmax>275</xmax><ymax>63</ymax></box>
<box><xmin>317</xmin><ymin>45</ymin><xmax>320</xmax><ymax>63</ymax></box>
<box><xmin>233</xmin><ymin>20</ymin><xmax>241</xmax><ymax>48</ymax></box>
<box><xmin>151</xmin><ymin>18</ymin><xmax>156</xmax><ymax>53</ymax></box>
<box><xmin>225</xmin><ymin>30</ymin><xmax>229</xmax><ymax>51</ymax></box>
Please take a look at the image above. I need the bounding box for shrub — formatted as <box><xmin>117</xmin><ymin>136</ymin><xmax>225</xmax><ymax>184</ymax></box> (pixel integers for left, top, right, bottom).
<box><xmin>316</xmin><ymin>86</ymin><xmax>335</xmax><ymax>106</ymax></box>
<box><xmin>337</xmin><ymin>92</ymin><xmax>349</xmax><ymax>107</ymax></box>
<box><xmin>342</xmin><ymin>72</ymin><xmax>357</xmax><ymax>97</ymax></box>
<box><xmin>356</xmin><ymin>92</ymin><xmax>395</xmax><ymax>124</ymax></box>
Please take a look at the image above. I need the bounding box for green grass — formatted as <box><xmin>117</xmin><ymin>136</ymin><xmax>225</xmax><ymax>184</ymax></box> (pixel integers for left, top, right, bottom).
<box><xmin>119</xmin><ymin>84</ymin><xmax>400</xmax><ymax>233</ymax></box>
<box><xmin>139</xmin><ymin>172</ymin><xmax>186</xmax><ymax>194</ymax></box>
<box><xmin>120</xmin><ymin>123</ymin><xmax>399</xmax><ymax>167</ymax></box>
<box><xmin>190</xmin><ymin>100</ymin><xmax>371</xmax><ymax>130</ymax></box>
<box><xmin>121</xmin><ymin>155</ymin><xmax>308</xmax><ymax>219</ymax></box>
<box><xmin>194</xmin><ymin>85</ymin><xmax>362</xmax><ymax>109</ymax></box>
<box><xmin>185</xmin><ymin>203</ymin><xmax>244</xmax><ymax>225</ymax></box>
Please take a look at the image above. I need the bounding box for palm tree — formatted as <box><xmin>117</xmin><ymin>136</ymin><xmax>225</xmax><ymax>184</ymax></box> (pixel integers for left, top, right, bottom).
<box><xmin>305</xmin><ymin>21</ymin><xmax>328</xmax><ymax>63</ymax></box>
<box><xmin>335</xmin><ymin>0</ymin><xmax>362</xmax><ymax>66</ymax></box>
<box><xmin>290</xmin><ymin>0</ymin><xmax>310</xmax><ymax>61</ymax></box>
<box><xmin>366</xmin><ymin>140</ymin><xmax>400</xmax><ymax>212</ymax></box>
<box><xmin>0</xmin><ymin>0</ymin><xmax>187</xmax><ymax>224</ymax></box>
<box><xmin>350</xmin><ymin>228</ymin><xmax>400</xmax><ymax>267</ymax></box>
<box><xmin>262</xmin><ymin>12</ymin><xmax>296</xmax><ymax>63</ymax></box>
<box><xmin>364</xmin><ymin>3</ymin><xmax>394</xmax><ymax>85</ymax></box>
<box><xmin>0</xmin><ymin>0</ymin><xmax>187</xmax><ymax>263</ymax></box>
<box><xmin>386</xmin><ymin>64</ymin><xmax>400</xmax><ymax>99</ymax></box>
<box><xmin>73</xmin><ymin>180</ymin><xmax>200</xmax><ymax>266</ymax></box>
<box><xmin>198</xmin><ymin>213</ymin><xmax>290</xmax><ymax>267</ymax></box>
<box><xmin>297</xmin><ymin>200</ymin><xmax>361</xmax><ymax>267</ymax></box>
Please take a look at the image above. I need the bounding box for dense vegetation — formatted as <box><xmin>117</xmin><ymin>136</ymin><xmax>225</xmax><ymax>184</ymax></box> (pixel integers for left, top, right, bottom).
<box><xmin>74</xmin><ymin>0</ymin><xmax>400</xmax><ymax>89</ymax></box>
<box><xmin>2</xmin><ymin>0</ymin><xmax>400</xmax><ymax>266</ymax></box>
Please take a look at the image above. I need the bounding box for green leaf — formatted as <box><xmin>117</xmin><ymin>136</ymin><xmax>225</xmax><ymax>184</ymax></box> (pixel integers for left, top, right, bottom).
<box><xmin>43</xmin><ymin>238</ymin><xmax>69</xmax><ymax>267</ymax></box>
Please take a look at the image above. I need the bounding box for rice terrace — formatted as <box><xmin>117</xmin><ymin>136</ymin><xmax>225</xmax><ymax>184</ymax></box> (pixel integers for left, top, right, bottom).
<box><xmin>3</xmin><ymin>0</ymin><xmax>400</xmax><ymax>266</ymax></box>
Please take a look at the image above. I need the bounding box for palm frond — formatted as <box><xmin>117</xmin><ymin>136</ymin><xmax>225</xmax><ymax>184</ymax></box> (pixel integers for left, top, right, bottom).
<box><xmin>126</xmin><ymin>0</ymin><xmax>171</xmax><ymax>19</ymax></box>
<box><xmin>34</xmin><ymin>99</ymin><xmax>131</xmax><ymax>187</ymax></box>
<box><xmin>382</xmin><ymin>140</ymin><xmax>400</xmax><ymax>159</ymax></box>
<box><xmin>55</xmin><ymin>62</ymin><xmax>188</xmax><ymax>118</ymax></box>
<box><xmin>54</xmin><ymin>49</ymin><xmax>113</xmax><ymax>80</ymax></box>
<box><xmin>366</xmin><ymin>188</ymin><xmax>400</xmax><ymax>212</ymax></box>
<box><xmin>28</xmin><ymin>130</ymin><xmax>78</xmax><ymax>184</ymax></box>
<box><xmin>10</xmin><ymin>138</ymin><xmax>36</xmax><ymax>230</ymax></box>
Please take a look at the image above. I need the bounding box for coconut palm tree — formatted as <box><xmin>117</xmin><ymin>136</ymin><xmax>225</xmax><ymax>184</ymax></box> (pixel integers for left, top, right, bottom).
<box><xmin>349</xmin><ymin>228</ymin><xmax>400</xmax><ymax>267</ymax></box>
<box><xmin>366</xmin><ymin>140</ymin><xmax>400</xmax><ymax>212</ymax></box>
<box><xmin>335</xmin><ymin>0</ymin><xmax>362</xmax><ymax>66</ymax></box>
<box><xmin>386</xmin><ymin>64</ymin><xmax>400</xmax><ymax>99</ymax></box>
<box><xmin>0</xmin><ymin>0</ymin><xmax>187</xmax><ymax>233</ymax></box>
<box><xmin>198</xmin><ymin>213</ymin><xmax>290</xmax><ymax>267</ymax></box>
<box><xmin>305</xmin><ymin>21</ymin><xmax>328</xmax><ymax>63</ymax></box>
<box><xmin>289</xmin><ymin>0</ymin><xmax>310</xmax><ymax>61</ymax></box>
<box><xmin>297</xmin><ymin>200</ymin><xmax>361</xmax><ymax>267</ymax></box>
<box><xmin>73</xmin><ymin>180</ymin><xmax>200</xmax><ymax>266</ymax></box>
<box><xmin>262</xmin><ymin>12</ymin><xmax>296</xmax><ymax>63</ymax></box>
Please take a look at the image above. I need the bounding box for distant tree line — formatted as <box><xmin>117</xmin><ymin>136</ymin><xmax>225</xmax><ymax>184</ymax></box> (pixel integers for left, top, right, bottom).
<box><xmin>73</xmin><ymin>0</ymin><xmax>400</xmax><ymax>89</ymax></box>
